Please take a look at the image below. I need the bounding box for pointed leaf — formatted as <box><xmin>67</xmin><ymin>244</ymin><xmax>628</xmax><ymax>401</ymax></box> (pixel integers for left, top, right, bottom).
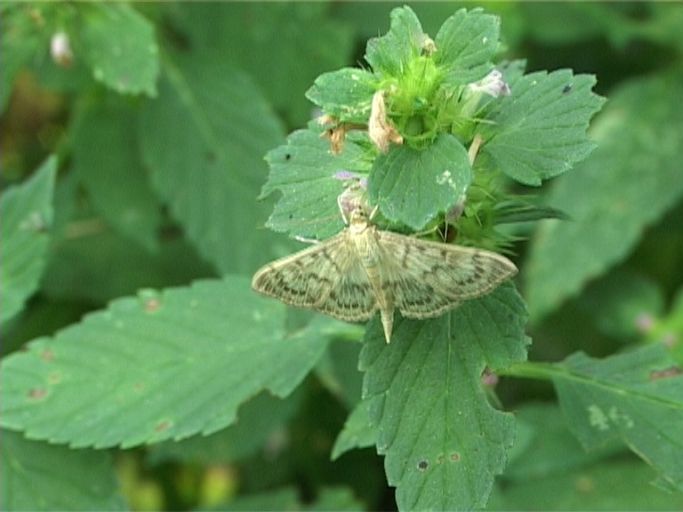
<box><xmin>360</xmin><ymin>284</ymin><xmax>529</xmax><ymax>510</ymax></box>
<box><xmin>434</xmin><ymin>8</ymin><xmax>500</xmax><ymax>85</ymax></box>
<box><xmin>526</xmin><ymin>71</ymin><xmax>683</xmax><ymax>320</ymax></box>
<box><xmin>368</xmin><ymin>133</ymin><xmax>471</xmax><ymax>230</ymax></box>
<box><xmin>0</xmin><ymin>430</ymin><xmax>125</xmax><ymax>511</ymax></box>
<box><xmin>480</xmin><ymin>69</ymin><xmax>604</xmax><ymax>186</ymax></box>
<box><xmin>72</xmin><ymin>95</ymin><xmax>161</xmax><ymax>251</ymax></box>
<box><xmin>552</xmin><ymin>344</ymin><xmax>683</xmax><ymax>491</ymax></box>
<box><xmin>365</xmin><ymin>6</ymin><xmax>425</xmax><ymax>77</ymax></box>
<box><xmin>0</xmin><ymin>157</ymin><xmax>56</xmax><ymax>327</ymax></box>
<box><xmin>0</xmin><ymin>277</ymin><xmax>333</xmax><ymax>448</ymax></box>
<box><xmin>139</xmin><ymin>51</ymin><xmax>285</xmax><ymax>274</ymax></box>
<box><xmin>263</xmin><ymin>129</ymin><xmax>371</xmax><ymax>240</ymax></box>
<box><xmin>332</xmin><ymin>399</ymin><xmax>378</xmax><ymax>461</ymax></box>
<box><xmin>80</xmin><ymin>3</ymin><xmax>159</xmax><ymax>96</ymax></box>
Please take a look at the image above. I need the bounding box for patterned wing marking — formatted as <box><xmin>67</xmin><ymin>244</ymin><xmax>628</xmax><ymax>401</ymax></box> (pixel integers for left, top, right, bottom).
<box><xmin>251</xmin><ymin>233</ymin><xmax>349</xmax><ymax>308</ymax></box>
<box><xmin>376</xmin><ymin>230</ymin><xmax>517</xmax><ymax>316</ymax></box>
<box><xmin>318</xmin><ymin>257</ymin><xmax>378</xmax><ymax>322</ymax></box>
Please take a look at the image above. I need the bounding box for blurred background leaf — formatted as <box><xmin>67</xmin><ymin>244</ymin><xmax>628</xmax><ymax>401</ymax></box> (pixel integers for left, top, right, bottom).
<box><xmin>0</xmin><ymin>430</ymin><xmax>125</xmax><ymax>511</ymax></box>
<box><xmin>0</xmin><ymin>157</ymin><xmax>56</xmax><ymax>327</ymax></box>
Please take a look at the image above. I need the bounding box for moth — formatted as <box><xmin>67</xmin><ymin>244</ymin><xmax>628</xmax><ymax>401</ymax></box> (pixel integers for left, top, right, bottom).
<box><xmin>252</xmin><ymin>188</ymin><xmax>517</xmax><ymax>343</ymax></box>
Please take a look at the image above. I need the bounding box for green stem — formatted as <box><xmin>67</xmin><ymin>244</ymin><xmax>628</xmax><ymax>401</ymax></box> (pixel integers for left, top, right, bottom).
<box><xmin>498</xmin><ymin>361</ymin><xmax>561</xmax><ymax>381</ymax></box>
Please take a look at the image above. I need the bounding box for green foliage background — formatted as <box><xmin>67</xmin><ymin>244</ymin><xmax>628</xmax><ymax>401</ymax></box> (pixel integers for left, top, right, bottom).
<box><xmin>1</xmin><ymin>2</ymin><xmax>683</xmax><ymax>511</ymax></box>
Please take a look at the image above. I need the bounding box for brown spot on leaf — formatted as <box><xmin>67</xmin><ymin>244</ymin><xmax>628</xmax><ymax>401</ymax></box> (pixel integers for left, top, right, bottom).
<box><xmin>436</xmin><ymin>454</ymin><xmax>445</xmax><ymax>464</ymax></box>
<box><xmin>417</xmin><ymin>460</ymin><xmax>429</xmax><ymax>471</ymax></box>
<box><xmin>144</xmin><ymin>298</ymin><xmax>161</xmax><ymax>313</ymax></box>
<box><xmin>40</xmin><ymin>349</ymin><xmax>55</xmax><ymax>362</ymax></box>
<box><xmin>28</xmin><ymin>388</ymin><xmax>47</xmax><ymax>400</ymax></box>
<box><xmin>155</xmin><ymin>420</ymin><xmax>172</xmax><ymax>433</ymax></box>
<box><xmin>450</xmin><ymin>452</ymin><xmax>461</xmax><ymax>462</ymax></box>
<box><xmin>649</xmin><ymin>366</ymin><xmax>683</xmax><ymax>381</ymax></box>
<box><xmin>575</xmin><ymin>475</ymin><xmax>594</xmax><ymax>493</ymax></box>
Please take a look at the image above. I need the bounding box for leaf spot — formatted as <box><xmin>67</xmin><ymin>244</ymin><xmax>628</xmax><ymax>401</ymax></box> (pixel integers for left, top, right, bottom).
<box><xmin>417</xmin><ymin>459</ymin><xmax>429</xmax><ymax>471</ymax></box>
<box><xmin>575</xmin><ymin>476</ymin><xmax>595</xmax><ymax>493</ymax></box>
<box><xmin>155</xmin><ymin>420</ymin><xmax>173</xmax><ymax>433</ymax></box>
<box><xmin>285</xmin><ymin>153</ymin><xmax>292</xmax><ymax>161</ymax></box>
<box><xmin>436</xmin><ymin>454</ymin><xmax>445</xmax><ymax>464</ymax></box>
<box><xmin>20</xmin><ymin>211</ymin><xmax>47</xmax><ymax>232</ymax></box>
<box><xmin>144</xmin><ymin>298</ymin><xmax>161</xmax><ymax>313</ymax></box>
<box><xmin>649</xmin><ymin>366</ymin><xmax>683</xmax><ymax>381</ymax></box>
<box><xmin>608</xmin><ymin>406</ymin><xmax>634</xmax><ymax>428</ymax></box>
<box><xmin>134</xmin><ymin>382</ymin><xmax>146</xmax><ymax>392</ymax></box>
<box><xmin>562</xmin><ymin>84</ymin><xmax>573</xmax><ymax>94</ymax></box>
<box><xmin>28</xmin><ymin>388</ymin><xmax>47</xmax><ymax>400</ymax></box>
<box><xmin>450</xmin><ymin>452</ymin><xmax>461</xmax><ymax>462</ymax></box>
<box><xmin>587</xmin><ymin>404</ymin><xmax>609</xmax><ymax>431</ymax></box>
<box><xmin>40</xmin><ymin>348</ymin><xmax>55</xmax><ymax>362</ymax></box>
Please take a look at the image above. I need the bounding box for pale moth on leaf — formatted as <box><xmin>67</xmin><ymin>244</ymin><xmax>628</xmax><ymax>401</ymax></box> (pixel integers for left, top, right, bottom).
<box><xmin>252</xmin><ymin>184</ymin><xmax>517</xmax><ymax>343</ymax></box>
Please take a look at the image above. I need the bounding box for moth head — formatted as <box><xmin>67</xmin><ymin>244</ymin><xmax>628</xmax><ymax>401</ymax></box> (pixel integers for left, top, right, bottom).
<box><xmin>348</xmin><ymin>206</ymin><xmax>370</xmax><ymax>229</ymax></box>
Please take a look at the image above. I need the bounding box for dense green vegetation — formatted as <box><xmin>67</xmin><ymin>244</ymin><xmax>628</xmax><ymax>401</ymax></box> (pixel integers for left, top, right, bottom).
<box><xmin>1</xmin><ymin>3</ymin><xmax>682</xmax><ymax>510</ymax></box>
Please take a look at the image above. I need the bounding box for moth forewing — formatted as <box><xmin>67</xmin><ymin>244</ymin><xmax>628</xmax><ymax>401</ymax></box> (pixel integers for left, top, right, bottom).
<box><xmin>251</xmin><ymin>230</ymin><xmax>380</xmax><ymax>322</ymax></box>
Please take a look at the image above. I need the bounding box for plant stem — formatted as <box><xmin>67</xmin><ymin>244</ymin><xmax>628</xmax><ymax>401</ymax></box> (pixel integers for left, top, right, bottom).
<box><xmin>498</xmin><ymin>360</ymin><xmax>561</xmax><ymax>381</ymax></box>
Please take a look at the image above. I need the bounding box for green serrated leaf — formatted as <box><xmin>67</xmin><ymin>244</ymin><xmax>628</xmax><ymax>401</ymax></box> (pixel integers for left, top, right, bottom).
<box><xmin>80</xmin><ymin>3</ymin><xmax>159</xmax><ymax>96</ymax></box>
<box><xmin>359</xmin><ymin>283</ymin><xmax>529</xmax><ymax>510</ymax></box>
<box><xmin>148</xmin><ymin>390</ymin><xmax>303</xmax><ymax>465</ymax></box>
<box><xmin>480</xmin><ymin>69</ymin><xmax>604</xmax><ymax>186</ymax></box>
<box><xmin>139</xmin><ymin>50</ymin><xmax>286</xmax><ymax>274</ymax></box>
<box><xmin>526</xmin><ymin>71</ymin><xmax>683</xmax><ymax>321</ymax></box>
<box><xmin>262</xmin><ymin>129</ymin><xmax>371</xmax><ymax>240</ymax></box>
<box><xmin>492</xmin><ymin>460</ymin><xmax>683</xmax><ymax>511</ymax></box>
<box><xmin>0</xmin><ymin>429</ymin><xmax>125</xmax><ymax>511</ymax></box>
<box><xmin>306</xmin><ymin>68</ymin><xmax>376</xmax><ymax>124</ymax></box>
<box><xmin>332</xmin><ymin>399</ymin><xmax>378</xmax><ymax>461</ymax></box>
<box><xmin>368</xmin><ymin>133</ymin><xmax>471</xmax><ymax>230</ymax></box>
<box><xmin>0</xmin><ymin>276</ymin><xmax>333</xmax><ymax>448</ymax></box>
<box><xmin>365</xmin><ymin>6</ymin><xmax>425</xmax><ymax>77</ymax></box>
<box><xmin>72</xmin><ymin>95</ymin><xmax>161</xmax><ymax>251</ymax></box>
<box><xmin>0</xmin><ymin>157</ymin><xmax>57</xmax><ymax>327</ymax></box>
<box><xmin>552</xmin><ymin>344</ymin><xmax>683</xmax><ymax>491</ymax></box>
<box><xmin>434</xmin><ymin>8</ymin><xmax>500</xmax><ymax>85</ymax></box>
